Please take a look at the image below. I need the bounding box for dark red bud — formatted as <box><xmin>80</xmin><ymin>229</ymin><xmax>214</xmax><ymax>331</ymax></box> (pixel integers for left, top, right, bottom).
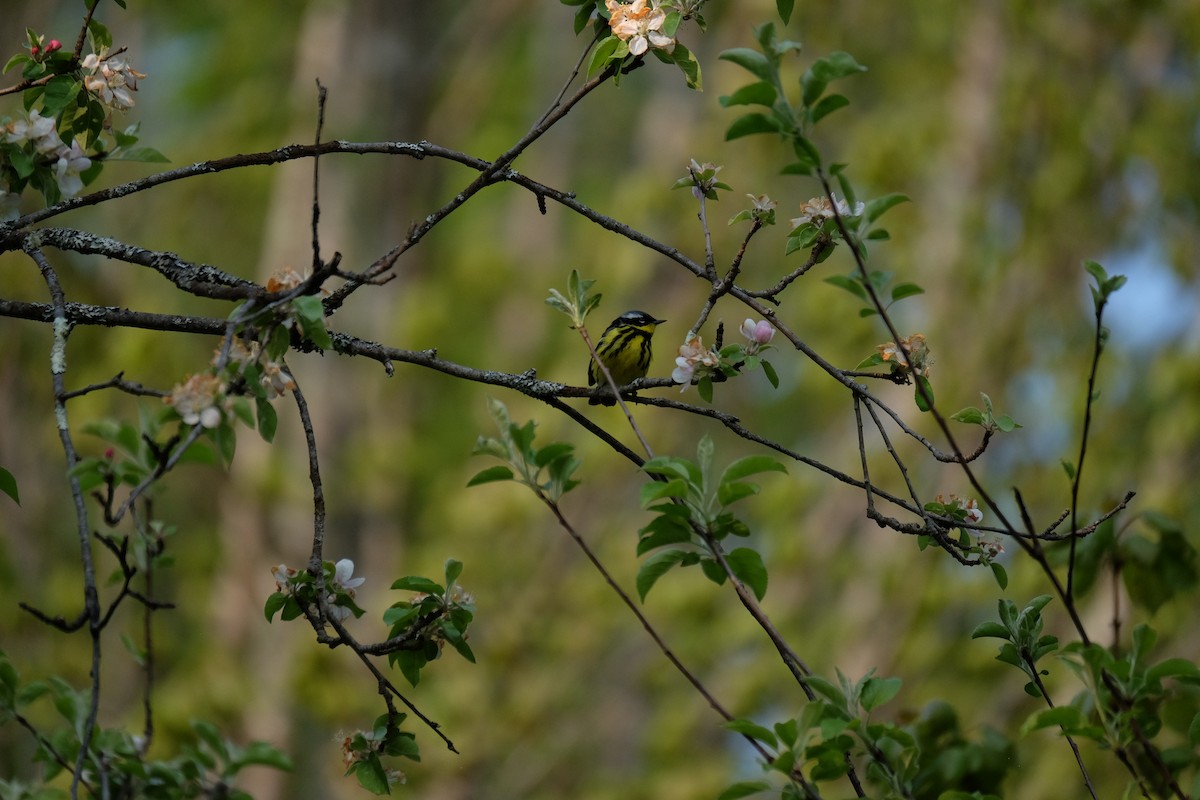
<box><xmin>104</xmin><ymin>447</ymin><xmax>115</xmax><ymax>460</ymax></box>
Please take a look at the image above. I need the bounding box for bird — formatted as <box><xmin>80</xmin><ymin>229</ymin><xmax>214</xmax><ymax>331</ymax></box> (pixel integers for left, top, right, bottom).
<box><xmin>587</xmin><ymin>310</ymin><xmax>666</xmax><ymax>405</ymax></box>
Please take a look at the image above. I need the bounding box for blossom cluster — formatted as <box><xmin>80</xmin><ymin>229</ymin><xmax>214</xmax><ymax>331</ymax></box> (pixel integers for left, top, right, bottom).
<box><xmin>934</xmin><ymin>494</ymin><xmax>984</xmax><ymax>526</ymax></box>
<box><xmin>671</xmin><ymin>334</ymin><xmax>720</xmax><ymax>388</ymax></box>
<box><xmin>876</xmin><ymin>333</ymin><xmax>931</xmax><ymax>378</ymax></box>
<box><xmin>227</xmin><ymin>339</ymin><xmax>296</xmax><ymax>400</ymax></box>
<box><xmin>672</xmin><ymin>318</ymin><xmax>776</xmax><ymax>390</ymax></box>
<box><xmin>606</xmin><ymin>0</ymin><xmax>676</xmax><ymax>56</ymax></box>
<box><xmin>790</xmin><ymin>194</ymin><xmax>865</xmax><ymax>229</ymax></box>
<box><xmin>82</xmin><ymin>47</ymin><xmax>147</xmax><ymax>113</ymax></box>
<box><xmin>676</xmin><ymin>159</ymin><xmax>732</xmax><ymax>201</ymax></box>
<box><xmin>272</xmin><ymin>558</ymin><xmax>365</xmax><ymax>622</ymax></box>
<box><xmin>163</xmin><ymin>336</ymin><xmax>297</xmax><ymax>431</ymax></box>
<box><xmin>931</xmin><ymin>494</ymin><xmax>1003</xmax><ymax>558</ymax></box>
<box><xmin>163</xmin><ymin>373</ymin><xmax>227</xmax><ymax>429</ymax></box>
<box><xmin>2</xmin><ymin>109</ymin><xmax>92</xmax><ymax>207</ymax></box>
<box><xmin>0</xmin><ymin>40</ymin><xmax>148</xmax><ymax>219</ymax></box>
<box><xmin>28</xmin><ymin>36</ymin><xmax>62</xmax><ymax>62</ymax></box>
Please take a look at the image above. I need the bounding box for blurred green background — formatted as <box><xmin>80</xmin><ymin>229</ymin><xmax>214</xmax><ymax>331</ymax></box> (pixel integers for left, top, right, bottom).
<box><xmin>1</xmin><ymin>1</ymin><xmax>1199</xmax><ymax>798</ymax></box>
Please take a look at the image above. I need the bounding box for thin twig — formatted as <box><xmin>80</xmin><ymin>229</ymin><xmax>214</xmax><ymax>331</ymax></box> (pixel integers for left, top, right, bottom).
<box><xmin>26</xmin><ymin>245</ymin><xmax>102</xmax><ymax>800</ymax></box>
<box><xmin>293</xmin><ymin>380</ymin><xmax>327</xmax><ymax>576</ymax></box>
<box><xmin>1067</xmin><ymin>294</ymin><xmax>1111</xmax><ymax>600</ymax></box>
<box><xmin>1025</xmin><ymin>652</ymin><xmax>1100</xmax><ymax>800</ymax></box>
<box><xmin>311</xmin><ymin>81</ymin><xmax>327</xmax><ymax>275</ymax></box>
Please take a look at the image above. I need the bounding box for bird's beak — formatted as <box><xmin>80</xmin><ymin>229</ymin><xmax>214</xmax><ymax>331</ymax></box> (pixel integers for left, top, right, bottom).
<box><xmin>655</xmin><ymin>318</ymin><xmax>667</xmax><ymax>325</ymax></box>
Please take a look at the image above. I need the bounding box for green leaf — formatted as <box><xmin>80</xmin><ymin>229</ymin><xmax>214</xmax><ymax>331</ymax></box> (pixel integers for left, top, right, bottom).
<box><xmin>792</xmin><ymin>134</ymin><xmax>822</xmax><ymax>170</ymax></box>
<box><xmin>699</xmin><ymin>556</ymin><xmax>727</xmax><ymax>586</ymax></box>
<box><xmin>3</xmin><ymin>53</ymin><xmax>30</xmax><ymax>74</ymax></box>
<box><xmin>637</xmin><ymin>549</ymin><xmax>692</xmax><ymax>601</ymax></box>
<box><xmin>0</xmin><ymin>467</ymin><xmax>19</xmax><ymax>505</ymax></box>
<box><xmin>774</xmin><ymin>718</ymin><xmax>799</xmax><ymax>748</ymax></box>
<box><xmin>255</xmin><ymin>397</ymin><xmax>278</xmax><ymax>442</ymax></box>
<box><xmin>719</xmin><ymin>48</ymin><xmax>776</xmax><ymax>83</ymax></box>
<box><xmin>775</xmin><ymin>0</ymin><xmax>794</xmax><ymax>24</ymax></box>
<box><xmin>723</xmin><ymin>719</ymin><xmax>778</xmax><ymax>748</ymax></box>
<box><xmin>801</xmin><ymin>51</ymin><xmax>866</xmax><ymax>107</ymax></box>
<box><xmin>1122</xmin><ymin>528</ymin><xmax>1198</xmax><ymax>612</ymax></box>
<box><xmin>443</xmin><ymin>625</ymin><xmax>476</xmax><ymax>663</ymax></box>
<box><xmin>812</xmin><ymin>51</ymin><xmax>867</xmax><ymax>81</ymax></box>
<box><xmin>587</xmin><ymin>35</ymin><xmax>622</xmax><ymax>79</ymax></box>
<box><xmin>228</xmin><ymin>397</ymin><xmax>255</xmax><ymax>429</ymax></box>
<box><xmin>1083</xmin><ymin>259</ymin><xmax>1108</xmax><ymax>285</ymax></box>
<box><xmin>864</xmin><ymin>192</ymin><xmax>910</xmax><ymax>223</ymax></box>
<box><xmin>352</xmin><ymin>753</ymin><xmax>391</xmax><ymax>794</ymax></box>
<box><xmin>717</xmin><ymin>481</ymin><xmax>759</xmax><ymax>506</ymax></box>
<box><xmin>725</xmin><ymin>112</ymin><xmax>783</xmax><ymax>141</ymax></box>
<box><xmin>991</xmin><ymin>562</ymin><xmax>1009</xmax><ymax>590</ymax></box>
<box><xmin>1146</xmin><ymin>658</ymin><xmax>1200</xmax><ymax>683</ymax></box>
<box><xmin>394</xmin><ymin>649</ymin><xmax>427</xmax><ymax>688</ymax></box>
<box><xmin>824</xmin><ymin>274</ymin><xmax>867</xmax><ymax>301</ymax></box>
<box><xmin>41</xmin><ymin>75</ymin><xmax>81</xmax><ymax>116</ymax></box>
<box><xmin>212</xmin><ymin>419</ymin><xmax>237</xmax><ymax>465</ymax></box>
<box><xmin>1061</xmin><ymin>460</ymin><xmax>1076</xmax><ymax>479</ymax></box>
<box><xmin>726</xmin><ymin>547</ymin><xmax>768</xmax><ymax>601</ymax></box>
<box><xmin>806</xmin><ymin>675</ymin><xmax>848</xmax><ymax>709</ymax></box>
<box><xmin>914</xmin><ymin>375</ymin><xmax>934</xmax><ymax>412</ymax></box>
<box><xmin>855</xmin><ymin>352</ymin><xmax>885</xmax><ymax>370</ymax></box>
<box><xmin>87</xmin><ymin>17</ymin><xmax>113</xmax><ymax>48</ymax></box>
<box><xmin>107</xmin><ymin>145</ymin><xmax>170</xmax><ymax>163</ymax></box>
<box><xmin>860</xmin><ymin>676</ymin><xmax>902</xmax><ymax>712</ymax></box>
<box><xmin>720</xmin><ymin>81</ymin><xmax>777</xmax><ymax>108</ymax></box>
<box><xmin>668</xmin><ymin>41</ymin><xmax>703</xmax><ymax>90</ymax></box>
<box><xmin>809</xmin><ymin>93</ymin><xmax>849</xmax><ymax>123</ymax></box>
<box><xmin>534</xmin><ymin>442</ymin><xmax>574</xmax><ymax>468</ymax></box>
<box><xmin>760</xmin><ymin>359</ymin><xmax>779</xmax><ymax>388</ymax></box>
<box><xmin>291</xmin><ymin>295</ymin><xmax>333</xmax><ymax>350</ymax></box>
<box><xmin>572</xmin><ymin>1</ymin><xmax>595</xmax><ymax>35</ymax></box>
<box><xmin>718</xmin><ymin>781</ymin><xmax>771</xmax><ymax>800</ymax></box>
<box><xmin>637</xmin><ymin>520</ymin><xmax>693</xmax><ymax>555</ymax></box>
<box><xmin>263</xmin><ymin>592</ymin><xmax>287</xmax><ymax>623</ymax></box>
<box><xmin>720</xmin><ymin>455</ymin><xmax>787</xmax><ymax>484</ymax></box>
<box><xmin>640</xmin><ymin>478</ymin><xmax>690</xmax><ymax>505</ymax></box>
<box><xmin>642</xmin><ymin>455</ymin><xmax>699</xmax><ymax>484</ymax></box>
<box><xmin>890</xmin><ymin>282</ymin><xmax>924</xmax><ymax>302</ymax></box>
<box><xmin>229</xmin><ymin>741</ymin><xmax>294</xmax><ymax>773</ymax></box>
<box><xmin>444</xmin><ymin>558</ymin><xmax>464</xmax><ymax>587</ymax></box>
<box><xmin>467</xmin><ymin>465</ymin><xmax>514</xmax><ymax>486</ymax></box>
<box><xmin>8</xmin><ymin>148</ymin><xmax>34</xmax><ymax>179</ymax></box>
<box><xmin>391</xmin><ymin>576</ymin><xmax>443</xmax><ymax>594</ymax></box>
<box><xmin>951</xmin><ymin>407</ymin><xmax>985</xmax><ymax>425</ymax></box>
<box><xmin>970</xmin><ymin>621</ymin><xmax>1010</xmax><ymax>640</ymax></box>
<box><xmin>1019</xmin><ymin>706</ymin><xmax>1084</xmax><ymax>737</ymax></box>
<box><xmin>1023</xmin><ymin>595</ymin><xmax>1055</xmax><ymax>618</ymax></box>
<box><xmin>780</xmin><ymin>160</ymin><xmax>814</xmax><ymax>177</ymax></box>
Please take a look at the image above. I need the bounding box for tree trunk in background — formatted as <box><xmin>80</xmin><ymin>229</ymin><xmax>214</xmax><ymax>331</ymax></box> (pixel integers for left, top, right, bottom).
<box><xmin>212</xmin><ymin>2</ymin><xmax>437</xmax><ymax>796</ymax></box>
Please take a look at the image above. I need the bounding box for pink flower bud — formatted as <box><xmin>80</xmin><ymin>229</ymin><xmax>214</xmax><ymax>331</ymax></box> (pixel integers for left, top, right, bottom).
<box><xmin>47</xmin><ymin>40</ymin><xmax>62</xmax><ymax>52</ymax></box>
<box><xmin>104</xmin><ymin>447</ymin><xmax>115</xmax><ymax>460</ymax></box>
<box><xmin>30</xmin><ymin>46</ymin><xmax>40</xmax><ymax>56</ymax></box>
<box><xmin>740</xmin><ymin>318</ymin><xmax>775</xmax><ymax>345</ymax></box>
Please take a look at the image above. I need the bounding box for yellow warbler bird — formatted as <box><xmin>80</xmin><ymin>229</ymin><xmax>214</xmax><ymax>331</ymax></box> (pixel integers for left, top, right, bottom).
<box><xmin>587</xmin><ymin>310</ymin><xmax>666</xmax><ymax>406</ymax></box>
